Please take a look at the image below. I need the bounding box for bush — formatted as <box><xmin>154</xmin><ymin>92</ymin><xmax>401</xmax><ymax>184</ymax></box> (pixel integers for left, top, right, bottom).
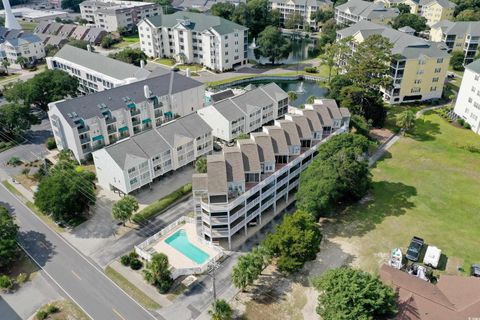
<box><xmin>36</xmin><ymin>310</ymin><xmax>48</xmax><ymax>320</ymax></box>
<box><xmin>129</xmin><ymin>251</ymin><xmax>138</xmax><ymax>259</ymax></box>
<box><xmin>46</xmin><ymin>137</ymin><xmax>57</xmax><ymax>150</ymax></box>
<box><xmin>0</xmin><ymin>275</ymin><xmax>13</xmax><ymax>291</ymax></box>
<box><xmin>16</xmin><ymin>273</ymin><xmax>27</xmax><ymax>284</ymax></box>
<box><xmin>457</xmin><ymin>118</ymin><xmax>465</xmax><ymax>126</ymax></box>
<box><xmin>120</xmin><ymin>255</ymin><xmax>131</xmax><ymax>266</ymax></box>
<box><xmin>132</xmin><ymin>184</ymin><xmax>192</xmax><ymax>223</ymax></box>
<box><xmin>464</xmin><ymin>122</ymin><xmax>471</xmax><ymax>129</ymax></box>
<box><xmin>130</xmin><ymin>258</ymin><xmax>143</xmax><ymax>270</ymax></box>
<box><xmin>21</xmin><ymin>168</ymin><xmax>30</xmax><ymax>176</ymax></box>
<box><xmin>304</xmin><ymin>66</ymin><xmax>318</xmax><ymax>73</ymax></box>
<box><xmin>46</xmin><ymin>304</ymin><xmax>60</xmax><ymax>314</ymax></box>
<box><xmin>7</xmin><ymin>156</ymin><xmax>22</xmax><ymax>166</ymax></box>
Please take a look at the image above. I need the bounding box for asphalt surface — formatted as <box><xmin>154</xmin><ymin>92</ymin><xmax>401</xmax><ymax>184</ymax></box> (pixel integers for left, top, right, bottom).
<box><xmin>0</xmin><ymin>185</ymin><xmax>156</xmax><ymax>320</ymax></box>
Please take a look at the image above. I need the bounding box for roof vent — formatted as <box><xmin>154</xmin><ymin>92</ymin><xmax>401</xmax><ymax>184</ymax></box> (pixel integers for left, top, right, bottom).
<box><xmin>144</xmin><ymin>85</ymin><xmax>151</xmax><ymax>99</ymax></box>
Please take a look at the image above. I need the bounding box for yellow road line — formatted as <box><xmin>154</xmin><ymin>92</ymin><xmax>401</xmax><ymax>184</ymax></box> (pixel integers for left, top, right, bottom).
<box><xmin>71</xmin><ymin>270</ymin><xmax>82</xmax><ymax>280</ymax></box>
<box><xmin>112</xmin><ymin>308</ymin><xmax>127</xmax><ymax>320</ymax></box>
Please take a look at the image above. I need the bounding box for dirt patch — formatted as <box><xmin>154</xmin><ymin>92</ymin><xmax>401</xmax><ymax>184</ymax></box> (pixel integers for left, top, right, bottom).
<box><xmin>369</xmin><ymin>128</ymin><xmax>394</xmax><ymax>144</ymax></box>
<box><xmin>34</xmin><ymin>300</ymin><xmax>89</xmax><ymax>320</ymax></box>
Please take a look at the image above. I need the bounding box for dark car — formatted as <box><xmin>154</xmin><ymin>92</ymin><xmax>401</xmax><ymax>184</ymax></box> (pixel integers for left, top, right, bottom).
<box><xmin>406</xmin><ymin>236</ymin><xmax>424</xmax><ymax>261</ymax></box>
<box><xmin>472</xmin><ymin>264</ymin><xmax>480</xmax><ymax>277</ymax></box>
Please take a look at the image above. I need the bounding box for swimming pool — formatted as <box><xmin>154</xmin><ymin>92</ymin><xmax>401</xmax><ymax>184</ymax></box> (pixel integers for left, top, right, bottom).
<box><xmin>165</xmin><ymin>229</ymin><xmax>210</xmax><ymax>264</ymax></box>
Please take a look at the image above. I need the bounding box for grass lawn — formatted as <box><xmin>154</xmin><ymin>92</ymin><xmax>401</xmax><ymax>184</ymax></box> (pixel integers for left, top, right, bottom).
<box><xmin>36</xmin><ymin>300</ymin><xmax>90</xmax><ymax>320</ymax></box>
<box><xmin>0</xmin><ymin>249</ymin><xmax>39</xmax><ymax>282</ymax></box>
<box><xmin>105</xmin><ymin>266</ymin><xmax>161</xmax><ymax>310</ymax></box>
<box><xmin>19</xmin><ymin>21</ymin><xmax>38</xmax><ymax>31</ymax></box>
<box><xmin>113</xmin><ymin>35</ymin><xmax>140</xmax><ymax>49</ymax></box>
<box><xmin>325</xmin><ymin>112</ymin><xmax>480</xmax><ymax>274</ymax></box>
<box><xmin>155</xmin><ymin>58</ymin><xmax>175</xmax><ymax>66</ymax></box>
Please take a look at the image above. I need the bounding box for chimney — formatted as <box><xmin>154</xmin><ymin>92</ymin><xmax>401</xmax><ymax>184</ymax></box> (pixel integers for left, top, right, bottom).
<box><xmin>144</xmin><ymin>85</ymin><xmax>151</xmax><ymax>99</ymax></box>
<box><xmin>2</xmin><ymin>0</ymin><xmax>21</xmax><ymax>30</ymax></box>
<box><xmin>140</xmin><ymin>60</ymin><xmax>145</xmax><ymax>68</ymax></box>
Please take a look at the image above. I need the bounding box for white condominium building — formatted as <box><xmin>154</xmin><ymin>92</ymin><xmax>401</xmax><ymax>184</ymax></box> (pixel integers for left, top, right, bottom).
<box><xmin>0</xmin><ymin>33</ymin><xmax>45</xmax><ymax>67</ymax></box>
<box><xmin>192</xmin><ymin>99</ymin><xmax>351</xmax><ymax>249</ymax></box>
<box><xmin>46</xmin><ymin>45</ymin><xmax>150</xmax><ymax>94</ymax></box>
<box><xmin>268</xmin><ymin>0</ymin><xmax>333</xmax><ymax>30</ymax></box>
<box><xmin>93</xmin><ymin>113</ymin><xmax>213</xmax><ymax>194</ymax></box>
<box><xmin>335</xmin><ymin>0</ymin><xmax>399</xmax><ymax>26</ymax></box>
<box><xmin>453</xmin><ymin>60</ymin><xmax>480</xmax><ymax>135</ymax></box>
<box><xmin>48</xmin><ymin>72</ymin><xmax>205</xmax><ymax>162</ymax></box>
<box><xmin>198</xmin><ymin>83</ymin><xmax>289</xmax><ymax>142</ymax></box>
<box><xmin>80</xmin><ymin>0</ymin><xmax>161</xmax><ymax>32</ymax></box>
<box><xmin>138</xmin><ymin>12</ymin><xmax>248</xmax><ymax>72</ymax></box>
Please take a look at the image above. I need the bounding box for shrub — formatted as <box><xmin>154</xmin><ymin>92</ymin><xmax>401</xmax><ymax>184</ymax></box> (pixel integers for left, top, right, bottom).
<box><xmin>457</xmin><ymin>118</ymin><xmax>465</xmax><ymax>126</ymax></box>
<box><xmin>120</xmin><ymin>255</ymin><xmax>131</xmax><ymax>266</ymax></box>
<box><xmin>464</xmin><ymin>122</ymin><xmax>471</xmax><ymax>129</ymax></box>
<box><xmin>36</xmin><ymin>310</ymin><xmax>48</xmax><ymax>320</ymax></box>
<box><xmin>7</xmin><ymin>156</ymin><xmax>22</xmax><ymax>166</ymax></box>
<box><xmin>304</xmin><ymin>66</ymin><xmax>318</xmax><ymax>73</ymax></box>
<box><xmin>16</xmin><ymin>273</ymin><xmax>27</xmax><ymax>284</ymax></box>
<box><xmin>0</xmin><ymin>275</ymin><xmax>13</xmax><ymax>291</ymax></box>
<box><xmin>128</xmin><ymin>251</ymin><xmax>138</xmax><ymax>259</ymax></box>
<box><xmin>21</xmin><ymin>168</ymin><xmax>30</xmax><ymax>176</ymax></box>
<box><xmin>46</xmin><ymin>137</ymin><xmax>57</xmax><ymax>150</ymax></box>
<box><xmin>130</xmin><ymin>258</ymin><xmax>143</xmax><ymax>270</ymax></box>
<box><xmin>132</xmin><ymin>183</ymin><xmax>192</xmax><ymax>223</ymax></box>
<box><xmin>46</xmin><ymin>304</ymin><xmax>60</xmax><ymax>314</ymax></box>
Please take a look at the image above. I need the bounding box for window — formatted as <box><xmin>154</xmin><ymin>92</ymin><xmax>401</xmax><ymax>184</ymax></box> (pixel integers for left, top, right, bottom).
<box><xmin>437</xmin><ymin>58</ymin><xmax>444</xmax><ymax>63</ymax></box>
<box><xmin>414</xmin><ymin>79</ymin><xmax>422</xmax><ymax>84</ymax></box>
<box><xmin>434</xmin><ymin>67</ymin><xmax>442</xmax><ymax>73</ymax></box>
<box><xmin>411</xmin><ymin>87</ymin><xmax>421</xmax><ymax>93</ymax></box>
<box><xmin>432</xmin><ymin>77</ymin><xmax>439</xmax><ymax>82</ymax></box>
<box><xmin>417</xmin><ymin>69</ymin><xmax>424</xmax><ymax>75</ymax></box>
<box><xmin>430</xmin><ymin>86</ymin><xmax>437</xmax><ymax>91</ymax></box>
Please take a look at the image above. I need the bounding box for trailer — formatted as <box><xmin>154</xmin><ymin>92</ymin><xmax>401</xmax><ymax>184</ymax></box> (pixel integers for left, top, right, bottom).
<box><xmin>423</xmin><ymin>246</ymin><xmax>442</xmax><ymax>268</ymax></box>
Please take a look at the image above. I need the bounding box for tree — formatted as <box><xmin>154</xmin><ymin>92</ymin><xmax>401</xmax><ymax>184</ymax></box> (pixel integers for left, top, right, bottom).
<box><xmin>231</xmin><ymin>0</ymin><xmax>279</xmax><ymax>38</ymax></box>
<box><xmin>284</xmin><ymin>12</ymin><xmax>303</xmax><ymax>30</ymax></box>
<box><xmin>392</xmin><ymin>13</ymin><xmax>427</xmax><ymax>32</ymax></box>
<box><xmin>313</xmin><ymin>267</ymin><xmax>397</xmax><ymax>320</ymax></box>
<box><xmin>101</xmin><ymin>35</ymin><xmax>116</xmax><ymax>49</ymax></box>
<box><xmin>0</xmin><ymin>102</ymin><xmax>39</xmax><ymax>138</ymax></box>
<box><xmin>317</xmin><ymin>19</ymin><xmax>337</xmax><ymax>53</ymax></box>
<box><xmin>263</xmin><ymin>210</ymin><xmax>322</xmax><ymax>273</ymax></box>
<box><xmin>395</xmin><ymin>3</ymin><xmax>411</xmax><ymax>14</ymax></box>
<box><xmin>110</xmin><ymin>48</ymin><xmax>147</xmax><ymax>66</ymax></box>
<box><xmin>256</xmin><ymin>26</ymin><xmax>291</xmax><ymax>64</ymax></box>
<box><xmin>143</xmin><ymin>253</ymin><xmax>173</xmax><ymax>293</ymax></box>
<box><xmin>34</xmin><ymin>161</ymin><xmax>96</xmax><ymax>223</ymax></box>
<box><xmin>68</xmin><ymin>39</ymin><xmax>89</xmax><ymax>50</ymax></box>
<box><xmin>396</xmin><ymin>110</ymin><xmax>415</xmax><ymax>134</ymax></box>
<box><xmin>2</xmin><ymin>59</ymin><xmax>10</xmax><ymax>74</ymax></box>
<box><xmin>152</xmin><ymin>0</ymin><xmax>174</xmax><ymax>14</ymax></box>
<box><xmin>311</xmin><ymin>9</ymin><xmax>334</xmax><ymax>23</ymax></box>
<box><xmin>0</xmin><ymin>206</ymin><xmax>19</xmax><ymax>268</ymax></box>
<box><xmin>195</xmin><ymin>156</ymin><xmax>207</xmax><ymax>173</ymax></box>
<box><xmin>450</xmin><ymin>51</ymin><xmax>465</xmax><ymax>71</ymax></box>
<box><xmin>455</xmin><ymin>9</ymin><xmax>480</xmax><ymax>21</ymax></box>
<box><xmin>210</xmin><ymin>2</ymin><xmax>236</xmax><ymax>20</ymax></box>
<box><xmin>296</xmin><ymin>133</ymin><xmax>371</xmax><ymax>218</ymax></box>
<box><xmin>112</xmin><ymin>195</ymin><xmax>139</xmax><ymax>225</ymax></box>
<box><xmin>15</xmin><ymin>56</ymin><xmax>28</xmax><ymax>69</ymax></box>
<box><xmin>4</xmin><ymin>69</ymin><xmax>78</xmax><ymax>111</ymax></box>
<box><xmin>61</xmin><ymin>0</ymin><xmax>82</xmax><ymax>12</ymax></box>
<box><xmin>208</xmin><ymin>299</ymin><xmax>233</xmax><ymax>320</ymax></box>
<box><xmin>288</xmin><ymin>91</ymin><xmax>298</xmax><ymax>102</ymax></box>
<box><xmin>338</xmin><ymin>85</ymin><xmax>387</xmax><ymax>127</ymax></box>
<box><xmin>231</xmin><ymin>246</ymin><xmax>268</xmax><ymax>290</ymax></box>
<box><xmin>350</xmin><ymin>114</ymin><xmax>372</xmax><ymax>137</ymax></box>
<box><xmin>45</xmin><ymin>44</ymin><xmax>59</xmax><ymax>57</ymax></box>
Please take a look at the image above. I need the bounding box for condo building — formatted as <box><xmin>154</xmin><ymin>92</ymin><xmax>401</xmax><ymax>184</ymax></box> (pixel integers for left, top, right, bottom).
<box><xmin>138</xmin><ymin>12</ymin><xmax>248</xmax><ymax>72</ymax></box>
<box><xmin>430</xmin><ymin>21</ymin><xmax>480</xmax><ymax>66</ymax></box>
<box><xmin>198</xmin><ymin>83</ymin><xmax>289</xmax><ymax>142</ymax></box>
<box><xmin>0</xmin><ymin>32</ymin><xmax>45</xmax><ymax>67</ymax></box>
<box><xmin>375</xmin><ymin>0</ymin><xmax>455</xmax><ymax>26</ymax></box>
<box><xmin>192</xmin><ymin>99</ymin><xmax>350</xmax><ymax>249</ymax></box>
<box><xmin>268</xmin><ymin>0</ymin><xmax>333</xmax><ymax>30</ymax></box>
<box><xmin>93</xmin><ymin>113</ymin><xmax>213</xmax><ymax>194</ymax></box>
<box><xmin>453</xmin><ymin>60</ymin><xmax>480</xmax><ymax>135</ymax></box>
<box><xmin>47</xmin><ymin>45</ymin><xmax>151</xmax><ymax>94</ymax></box>
<box><xmin>337</xmin><ymin>20</ymin><xmax>450</xmax><ymax>104</ymax></box>
<box><xmin>80</xmin><ymin>0</ymin><xmax>161</xmax><ymax>32</ymax></box>
<box><xmin>48</xmin><ymin>72</ymin><xmax>205</xmax><ymax>162</ymax></box>
<box><xmin>334</xmin><ymin>0</ymin><xmax>399</xmax><ymax>26</ymax></box>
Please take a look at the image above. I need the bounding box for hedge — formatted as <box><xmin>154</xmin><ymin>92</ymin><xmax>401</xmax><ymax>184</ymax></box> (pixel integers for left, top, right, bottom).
<box><xmin>132</xmin><ymin>183</ymin><xmax>192</xmax><ymax>224</ymax></box>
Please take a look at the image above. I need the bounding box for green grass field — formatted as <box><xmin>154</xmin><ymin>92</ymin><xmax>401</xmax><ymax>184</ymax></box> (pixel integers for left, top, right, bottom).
<box><xmin>327</xmin><ymin>112</ymin><xmax>480</xmax><ymax>274</ymax></box>
<box><xmin>113</xmin><ymin>35</ymin><xmax>140</xmax><ymax>49</ymax></box>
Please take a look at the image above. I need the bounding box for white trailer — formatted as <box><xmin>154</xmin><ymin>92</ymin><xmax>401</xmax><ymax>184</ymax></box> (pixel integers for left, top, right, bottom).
<box><xmin>423</xmin><ymin>246</ymin><xmax>442</xmax><ymax>268</ymax></box>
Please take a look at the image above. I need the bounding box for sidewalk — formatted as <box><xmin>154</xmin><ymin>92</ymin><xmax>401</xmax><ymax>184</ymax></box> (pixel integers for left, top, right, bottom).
<box><xmin>6</xmin><ymin>177</ymin><xmax>34</xmax><ymax>202</ymax></box>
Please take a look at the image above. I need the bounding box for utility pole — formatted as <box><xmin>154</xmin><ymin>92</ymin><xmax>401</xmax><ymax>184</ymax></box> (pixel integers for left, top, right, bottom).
<box><xmin>207</xmin><ymin>261</ymin><xmax>220</xmax><ymax>301</ymax></box>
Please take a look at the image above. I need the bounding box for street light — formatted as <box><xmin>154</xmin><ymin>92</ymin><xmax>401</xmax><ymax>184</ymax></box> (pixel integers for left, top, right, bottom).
<box><xmin>207</xmin><ymin>261</ymin><xmax>220</xmax><ymax>301</ymax></box>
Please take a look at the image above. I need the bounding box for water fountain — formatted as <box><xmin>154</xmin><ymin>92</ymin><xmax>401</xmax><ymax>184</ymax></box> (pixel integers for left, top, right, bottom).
<box><xmin>249</xmin><ymin>38</ymin><xmax>258</xmax><ymax>50</ymax></box>
<box><xmin>296</xmin><ymin>81</ymin><xmax>305</xmax><ymax>93</ymax></box>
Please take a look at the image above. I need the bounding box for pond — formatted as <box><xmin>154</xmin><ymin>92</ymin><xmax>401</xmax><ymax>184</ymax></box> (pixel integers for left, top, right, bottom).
<box><xmin>226</xmin><ymin>79</ymin><xmax>329</xmax><ymax>107</ymax></box>
<box><xmin>248</xmin><ymin>36</ymin><xmax>319</xmax><ymax>65</ymax></box>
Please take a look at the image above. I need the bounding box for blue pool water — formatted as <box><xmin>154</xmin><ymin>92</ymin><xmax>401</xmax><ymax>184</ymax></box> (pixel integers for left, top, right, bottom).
<box><xmin>165</xmin><ymin>229</ymin><xmax>210</xmax><ymax>264</ymax></box>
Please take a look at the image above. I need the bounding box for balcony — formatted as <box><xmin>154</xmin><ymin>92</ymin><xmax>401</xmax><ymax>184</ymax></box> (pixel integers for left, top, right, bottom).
<box><xmin>130</xmin><ymin>109</ymin><xmax>141</xmax><ymax>116</ymax></box>
<box><xmin>105</xmin><ymin>116</ymin><xmax>116</xmax><ymax>124</ymax></box>
<box><xmin>132</xmin><ymin>118</ymin><xmax>141</xmax><ymax>126</ymax></box>
<box><xmin>77</xmin><ymin>125</ymin><xmax>89</xmax><ymax>134</ymax></box>
<box><xmin>79</xmin><ymin>136</ymin><xmax>90</xmax><ymax>144</ymax></box>
<box><xmin>107</xmin><ymin>126</ymin><xmax>117</xmax><ymax>134</ymax></box>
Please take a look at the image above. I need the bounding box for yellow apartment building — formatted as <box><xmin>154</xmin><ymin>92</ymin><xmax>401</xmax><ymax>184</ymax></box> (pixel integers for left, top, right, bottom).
<box><xmin>375</xmin><ymin>0</ymin><xmax>455</xmax><ymax>26</ymax></box>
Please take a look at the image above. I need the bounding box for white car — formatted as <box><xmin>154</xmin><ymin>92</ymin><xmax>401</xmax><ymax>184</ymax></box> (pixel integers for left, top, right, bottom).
<box><xmin>423</xmin><ymin>246</ymin><xmax>441</xmax><ymax>268</ymax></box>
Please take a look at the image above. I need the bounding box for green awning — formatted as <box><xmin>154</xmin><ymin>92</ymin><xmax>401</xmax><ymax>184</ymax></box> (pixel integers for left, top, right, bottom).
<box><xmin>165</xmin><ymin>111</ymin><xmax>173</xmax><ymax>117</ymax></box>
<box><xmin>127</xmin><ymin>103</ymin><xmax>136</xmax><ymax>109</ymax></box>
<box><xmin>92</xmin><ymin>135</ymin><xmax>104</xmax><ymax>141</ymax></box>
<box><xmin>142</xmin><ymin>118</ymin><xmax>152</xmax><ymax>124</ymax></box>
<box><xmin>119</xmin><ymin>126</ymin><xmax>129</xmax><ymax>132</ymax></box>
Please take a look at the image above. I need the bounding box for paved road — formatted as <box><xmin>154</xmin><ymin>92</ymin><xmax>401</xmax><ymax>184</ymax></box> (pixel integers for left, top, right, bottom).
<box><xmin>0</xmin><ymin>185</ymin><xmax>156</xmax><ymax>320</ymax></box>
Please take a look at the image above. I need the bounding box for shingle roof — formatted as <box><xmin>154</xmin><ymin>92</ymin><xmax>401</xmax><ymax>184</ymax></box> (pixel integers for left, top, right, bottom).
<box><xmin>337</xmin><ymin>20</ymin><xmax>449</xmax><ymax>59</ymax></box>
<box><xmin>53</xmin><ymin>45</ymin><xmax>150</xmax><ymax>81</ymax></box>
<box><xmin>300</xmin><ymin>109</ymin><xmax>323</xmax><ymax>132</ymax></box>
<box><xmin>192</xmin><ymin>173</ymin><xmax>208</xmax><ymax>191</ymax></box>
<box><xmin>466</xmin><ymin>59</ymin><xmax>480</xmax><ymax>74</ymax></box>
<box><xmin>286</xmin><ymin>114</ymin><xmax>313</xmax><ymax>140</ymax></box>
<box><xmin>336</xmin><ymin>0</ymin><xmax>399</xmax><ymax>20</ymax></box>
<box><xmin>5</xmin><ymin>33</ymin><xmax>42</xmax><ymax>46</ymax></box>
<box><xmin>276</xmin><ymin>120</ymin><xmax>301</xmax><ymax>146</ymax></box>
<box><xmin>52</xmin><ymin>71</ymin><xmax>203</xmax><ymax>126</ymax></box>
<box><xmin>144</xmin><ymin>11</ymin><xmax>247</xmax><ymax>35</ymax></box>
<box><xmin>431</xmin><ymin>21</ymin><xmax>480</xmax><ymax>38</ymax></box>
<box><xmin>264</xmin><ymin>126</ymin><xmax>289</xmax><ymax>155</ymax></box>
<box><xmin>207</xmin><ymin>154</ymin><xmax>228</xmax><ymax>194</ymax></box>
<box><xmin>251</xmin><ymin>133</ymin><xmax>275</xmax><ymax>163</ymax></box>
<box><xmin>420</xmin><ymin>0</ymin><xmax>455</xmax><ymax>8</ymax></box>
<box><xmin>238</xmin><ymin>139</ymin><xmax>261</xmax><ymax>173</ymax></box>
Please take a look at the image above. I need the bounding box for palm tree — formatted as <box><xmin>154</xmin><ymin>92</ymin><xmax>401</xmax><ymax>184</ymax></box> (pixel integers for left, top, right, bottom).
<box><xmin>195</xmin><ymin>156</ymin><xmax>207</xmax><ymax>173</ymax></box>
<box><xmin>287</xmin><ymin>91</ymin><xmax>298</xmax><ymax>103</ymax></box>
<box><xmin>1</xmin><ymin>59</ymin><xmax>10</xmax><ymax>74</ymax></box>
<box><xmin>208</xmin><ymin>299</ymin><xmax>233</xmax><ymax>320</ymax></box>
<box><xmin>15</xmin><ymin>56</ymin><xmax>28</xmax><ymax>69</ymax></box>
<box><xmin>396</xmin><ymin>110</ymin><xmax>416</xmax><ymax>134</ymax></box>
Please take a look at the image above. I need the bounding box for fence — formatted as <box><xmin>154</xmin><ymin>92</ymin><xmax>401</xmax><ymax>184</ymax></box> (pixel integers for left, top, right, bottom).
<box><xmin>212</xmin><ymin>74</ymin><xmax>325</xmax><ymax>90</ymax></box>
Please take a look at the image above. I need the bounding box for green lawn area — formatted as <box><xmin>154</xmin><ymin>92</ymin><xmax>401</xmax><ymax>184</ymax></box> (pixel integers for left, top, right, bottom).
<box><xmin>105</xmin><ymin>266</ymin><xmax>161</xmax><ymax>310</ymax></box>
<box><xmin>19</xmin><ymin>21</ymin><xmax>38</xmax><ymax>31</ymax></box>
<box><xmin>326</xmin><ymin>112</ymin><xmax>480</xmax><ymax>274</ymax></box>
<box><xmin>112</xmin><ymin>35</ymin><xmax>140</xmax><ymax>49</ymax></box>
<box><xmin>155</xmin><ymin>58</ymin><xmax>175</xmax><ymax>66</ymax></box>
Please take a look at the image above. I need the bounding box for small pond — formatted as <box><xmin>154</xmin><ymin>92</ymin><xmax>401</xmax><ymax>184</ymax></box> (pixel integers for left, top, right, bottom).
<box><xmin>248</xmin><ymin>37</ymin><xmax>319</xmax><ymax>65</ymax></box>
<box><xmin>226</xmin><ymin>79</ymin><xmax>329</xmax><ymax>107</ymax></box>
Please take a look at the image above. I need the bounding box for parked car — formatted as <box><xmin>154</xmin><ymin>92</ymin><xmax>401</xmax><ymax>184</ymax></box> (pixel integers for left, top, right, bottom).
<box><xmin>472</xmin><ymin>264</ymin><xmax>480</xmax><ymax>277</ymax></box>
<box><xmin>406</xmin><ymin>236</ymin><xmax>424</xmax><ymax>261</ymax></box>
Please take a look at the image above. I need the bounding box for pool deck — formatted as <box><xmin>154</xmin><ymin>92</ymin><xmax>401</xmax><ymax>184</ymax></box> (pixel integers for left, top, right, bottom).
<box><xmin>152</xmin><ymin>223</ymin><xmax>218</xmax><ymax>270</ymax></box>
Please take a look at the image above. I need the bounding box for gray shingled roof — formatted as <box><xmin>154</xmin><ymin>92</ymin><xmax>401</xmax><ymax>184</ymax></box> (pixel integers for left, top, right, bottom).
<box><xmin>207</xmin><ymin>154</ymin><xmax>228</xmax><ymax>194</ymax></box>
<box><xmin>420</xmin><ymin>0</ymin><xmax>455</xmax><ymax>8</ymax></box>
<box><xmin>300</xmin><ymin>109</ymin><xmax>323</xmax><ymax>132</ymax></box>
<box><xmin>251</xmin><ymin>133</ymin><xmax>275</xmax><ymax>164</ymax></box>
<box><xmin>264</xmin><ymin>126</ymin><xmax>289</xmax><ymax>155</ymax></box>
<box><xmin>337</xmin><ymin>20</ymin><xmax>449</xmax><ymax>59</ymax></box>
<box><xmin>336</xmin><ymin>0</ymin><xmax>399</xmax><ymax>20</ymax></box>
<box><xmin>431</xmin><ymin>21</ymin><xmax>480</xmax><ymax>37</ymax></box>
<box><xmin>466</xmin><ymin>59</ymin><xmax>480</xmax><ymax>74</ymax></box>
<box><xmin>287</xmin><ymin>114</ymin><xmax>313</xmax><ymax>140</ymax></box>
<box><xmin>277</xmin><ymin>120</ymin><xmax>301</xmax><ymax>146</ymax></box>
<box><xmin>223</xmin><ymin>147</ymin><xmax>245</xmax><ymax>183</ymax></box>
<box><xmin>52</xmin><ymin>72</ymin><xmax>203</xmax><ymax>126</ymax></box>
<box><xmin>238</xmin><ymin>139</ymin><xmax>261</xmax><ymax>173</ymax></box>
<box><xmin>54</xmin><ymin>45</ymin><xmax>150</xmax><ymax>81</ymax></box>
<box><xmin>144</xmin><ymin>11</ymin><xmax>247</xmax><ymax>35</ymax></box>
